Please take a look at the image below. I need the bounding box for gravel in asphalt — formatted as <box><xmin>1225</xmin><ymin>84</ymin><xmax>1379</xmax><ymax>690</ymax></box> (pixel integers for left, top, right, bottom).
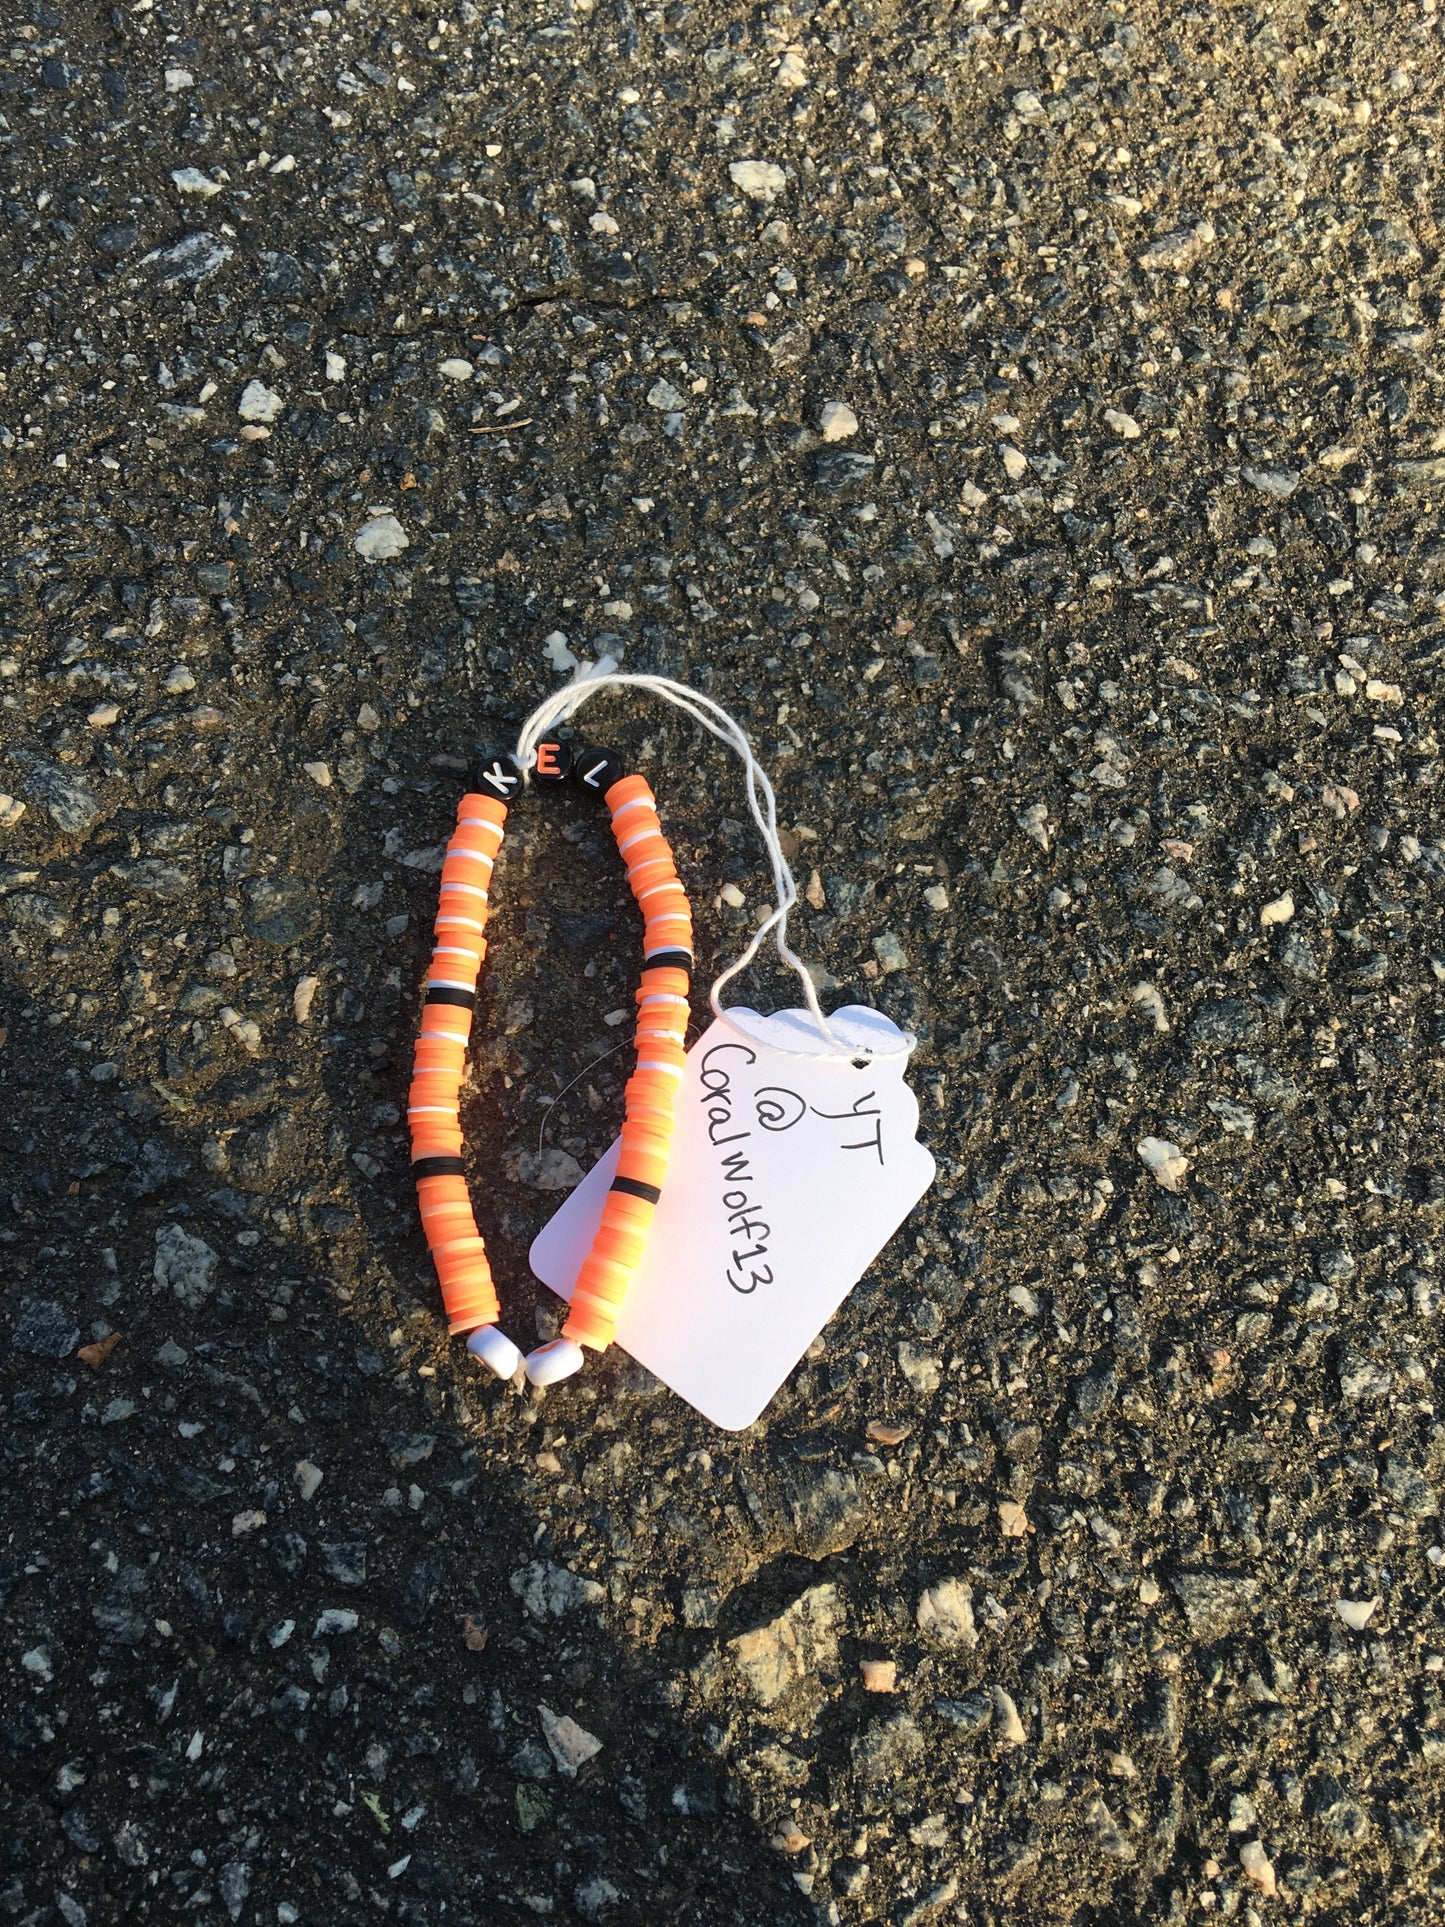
<box><xmin>2</xmin><ymin>1</ymin><xmax>1445</xmax><ymax>1922</ymax></box>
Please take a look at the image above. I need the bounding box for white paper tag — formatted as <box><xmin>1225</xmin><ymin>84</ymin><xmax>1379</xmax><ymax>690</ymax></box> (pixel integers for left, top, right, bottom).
<box><xmin>529</xmin><ymin>1005</ymin><xmax>936</xmax><ymax>1429</ymax></box>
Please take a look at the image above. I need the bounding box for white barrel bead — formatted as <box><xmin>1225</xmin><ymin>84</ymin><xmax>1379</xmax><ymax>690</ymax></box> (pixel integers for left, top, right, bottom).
<box><xmin>467</xmin><ymin>1324</ymin><xmax>523</xmax><ymax>1379</ymax></box>
<box><xmin>524</xmin><ymin>1337</ymin><xmax>586</xmax><ymax>1387</ymax></box>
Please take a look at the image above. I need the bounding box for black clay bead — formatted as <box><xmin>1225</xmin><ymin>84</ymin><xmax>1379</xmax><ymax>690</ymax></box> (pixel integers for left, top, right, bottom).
<box><xmin>532</xmin><ymin>738</ymin><xmax>573</xmax><ymax>784</ymax></box>
<box><xmin>573</xmin><ymin>745</ymin><xmax>622</xmax><ymax>796</ymax></box>
<box><xmin>476</xmin><ymin>751</ymin><xmax>523</xmax><ymax>802</ymax></box>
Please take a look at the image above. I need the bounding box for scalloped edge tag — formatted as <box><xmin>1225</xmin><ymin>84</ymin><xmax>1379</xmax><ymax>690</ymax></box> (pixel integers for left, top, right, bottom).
<box><xmin>529</xmin><ymin>1006</ymin><xmax>936</xmax><ymax>1429</ymax></box>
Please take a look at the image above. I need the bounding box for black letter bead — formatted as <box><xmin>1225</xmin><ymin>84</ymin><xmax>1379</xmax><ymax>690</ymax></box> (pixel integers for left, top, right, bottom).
<box><xmin>531</xmin><ymin>738</ymin><xmax>573</xmax><ymax>784</ymax></box>
<box><xmin>476</xmin><ymin>751</ymin><xmax>523</xmax><ymax>802</ymax></box>
<box><xmin>573</xmin><ymin>745</ymin><xmax>622</xmax><ymax>795</ymax></box>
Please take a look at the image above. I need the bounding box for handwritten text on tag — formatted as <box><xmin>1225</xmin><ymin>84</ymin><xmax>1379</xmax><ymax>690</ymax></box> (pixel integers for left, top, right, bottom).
<box><xmin>530</xmin><ymin>1006</ymin><xmax>936</xmax><ymax>1429</ymax></box>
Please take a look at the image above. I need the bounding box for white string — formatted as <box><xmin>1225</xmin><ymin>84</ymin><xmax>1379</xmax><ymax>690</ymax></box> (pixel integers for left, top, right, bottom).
<box><xmin>512</xmin><ymin>662</ymin><xmax>913</xmax><ymax>1064</ymax></box>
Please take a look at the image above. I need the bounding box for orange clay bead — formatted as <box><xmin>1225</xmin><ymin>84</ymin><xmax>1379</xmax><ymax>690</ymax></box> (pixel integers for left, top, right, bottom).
<box><xmin>409</xmin><ymin>769</ymin><xmax>694</xmax><ymax>1361</ymax></box>
<box><xmin>557</xmin><ymin>780</ymin><xmax>692</xmax><ymax>1354</ymax></box>
<box><xmin>408</xmin><ymin>793</ymin><xmax>505</xmax><ymax>1334</ymax></box>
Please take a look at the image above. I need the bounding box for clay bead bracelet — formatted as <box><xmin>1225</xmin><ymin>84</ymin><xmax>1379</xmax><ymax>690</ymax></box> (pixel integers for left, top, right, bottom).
<box><xmin>407</xmin><ymin>741</ymin><xmax>693</xmax><ymax>1387</ymax></box>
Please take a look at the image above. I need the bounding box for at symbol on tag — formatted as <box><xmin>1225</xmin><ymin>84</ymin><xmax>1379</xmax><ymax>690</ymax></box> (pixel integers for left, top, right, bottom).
<box><xmin>754</xmin><ymin>1087</ymin><xmax>806</xmax><ymax>1131</ymax></box>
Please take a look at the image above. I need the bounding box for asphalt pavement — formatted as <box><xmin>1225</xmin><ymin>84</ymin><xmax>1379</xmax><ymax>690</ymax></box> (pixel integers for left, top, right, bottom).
<box><xmin>2</xmin><ymin>1</ymin><xmax>1445</xmax><ymax>1922</ymax></box>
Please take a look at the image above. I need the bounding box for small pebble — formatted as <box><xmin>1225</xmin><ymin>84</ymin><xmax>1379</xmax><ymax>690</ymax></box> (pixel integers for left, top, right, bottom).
<box><xmin>13</xmin><ymin>1300</ymin><xmax>80</xmax><ymax>1358</ymax></box>
<box><xmin>1130</xmin><ymin>982</ymin><xmax>1169</xmax><ymax>1032</ymax></box>
<box><xmin>819</xmin><ymin>400</ymin><xmax>858</xmax><ymax>442</ymax></box>
<box><xmin>1137</xmin><ymin>221</ymin><xmax>1214</xmax><ymax>271</ymax></box>
<box><xmin>238</xmin><ymin>381</ymin><xmax>283</xmax><ymax>424</ymax></box>
<box><xmin>355</xmin><ymin>513</ymin><xmax>409</xmax><ymax>561</ymax></box>
<box><xmin>538</xmin><ymin>1705</ymin><xmax>603</xmax><ymax>1777</ymax></box>
<box><xmin>1239</xmin><ymin>1842</ymin><xmax>1277</xmax><ymax>1897</ymax></box>
<box><xmin>728</xmin><ymin>159</ymin><xmax>787</xmax><ymax>203</ymax></box>
<box><xmin>1243</xmin><ymin>465</ymin><xmax>1301</xmax><ymax>500</ymax></box>
<box><xmin>916</xmin><ymin>1579</ymin><xmax>975</xmax><ymax>1648</ymax></box>
<box><xmin>997</xmin><ymin>1500</ymin><xmax>1032</xmax><ymax>1539</ymax></box>
<box><xmin>1137</xmin><ymin>1136</ymin><xmax>1189</xmax><ymax>1193</ymax></box>
<box><xmin>872</xmin><ymin>931</ymin><xmax>907</xmax><ymax>974</ymax></box>
<box><xmin>992</xmin><ymin>1687</ymin><xmax>1027</xmax><ymax>1746</ymax></box>
<box><xmin>172</xmin><ymin>167</ymin><xmax>222</xmax><ymax>198</ymax></box>
<box><xmin>1335</xmin><ymin>1596</ymin><xmax>1380</xmax><ymax>1631</ymax></box>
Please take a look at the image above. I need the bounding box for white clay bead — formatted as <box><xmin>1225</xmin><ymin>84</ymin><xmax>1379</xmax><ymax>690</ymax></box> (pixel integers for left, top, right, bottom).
<box><xmin>524</xmin><ymin>1337</ymin><xmax>586</xmax><ymax>1387</ymax></box>
<box><xmin>467</xmin><ymin>1324</ymin><xmax>522</xmax><ymax>1379</ymax></box>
